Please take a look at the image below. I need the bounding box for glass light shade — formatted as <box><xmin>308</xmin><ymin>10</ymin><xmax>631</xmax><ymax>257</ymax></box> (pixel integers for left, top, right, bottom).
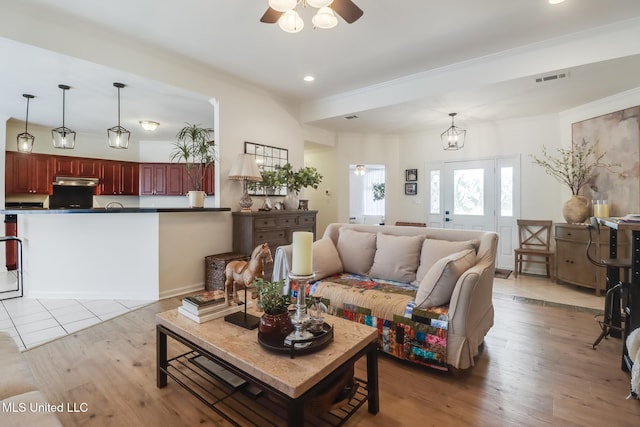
<box><xmin>269</xmin><ymin>0</ymin><xmax>296</xmax><ymax>12</ymax></box>
<box><xmin>17</xmin><ymin>132</ymin><xmax>35</xmax><ymax>153</ymax></box>
<box><xmin>307</xmin><ymin>0</ymin><xmax>333</xmax><ymax>8</ymax></box>
<box><xmin>139</xmin><ymin>120</ymin><xmax>160</xmax><ymax>131</ymax></box>
<box><xmin>108</xmin><ymin>126</ymin><xmax>130</xmax><ymax>149</ymax></box>
<box><xmin>312</xmin><ymin>6</ymin><xmax>337</xmax><ymax>29</ymax></box>
<box><xmin>355</xmin><ymin>164</ymin><xmax>366</xmax><ymax>176</ymax></box>
<box><xmin>278</xmin><ymin>10</ymin><xmax>304</xmax><ymax>33</ymax></box>
<box><xmin>52</xmin><ymin>127</ymin><xmax>76</xmax><ymax>149</ymax></box>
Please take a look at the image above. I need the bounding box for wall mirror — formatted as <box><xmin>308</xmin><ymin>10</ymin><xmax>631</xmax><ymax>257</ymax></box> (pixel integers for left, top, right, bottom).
<box><xmin>244</xmin><ymin>141</ymin><xmax>288</xmax><ymax>196</ymax></box>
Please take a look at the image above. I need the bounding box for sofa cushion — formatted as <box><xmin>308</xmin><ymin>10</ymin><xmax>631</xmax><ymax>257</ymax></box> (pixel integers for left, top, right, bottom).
<box><xmin>369</xmin><ymin>232</ymin><xmax>424</xmax><ymax>282</ymax></box>
<box><xmin>415</xmin><ymin>249</ymin><xmax>476</xmax><ymax>308</ymax></box>
<box><xmin>415</xmin><ymin>238</ymin><xmax>478</xmax><ymax>283</ymax></box>
<box><xmin>312</xmin><ymin>238</ymin><xmax>344</xmax><ymax>280</ymax></box>
<box><xmin>336</xmin><ymin>228</ymin><xmax>377</xmax><ymax>275</ymax></box>
<box><xmin>0</xmin><ymin>332</ymin><xmax>38</xmax><ymax>401</ymax></box>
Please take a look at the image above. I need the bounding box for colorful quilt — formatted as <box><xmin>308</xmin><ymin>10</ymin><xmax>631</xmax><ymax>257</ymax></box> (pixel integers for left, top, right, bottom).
<box><xmin>302</xmin><ymin>273</ymin><xmax>450</xmax><ymax>371</ymax></box>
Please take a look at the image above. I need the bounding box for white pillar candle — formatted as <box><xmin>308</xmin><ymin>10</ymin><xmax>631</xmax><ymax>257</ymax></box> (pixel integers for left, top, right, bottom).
<box><xmin>291</xmin><ymin>231</ymin><xmax>313</xmax><ymax>275</ymax></box>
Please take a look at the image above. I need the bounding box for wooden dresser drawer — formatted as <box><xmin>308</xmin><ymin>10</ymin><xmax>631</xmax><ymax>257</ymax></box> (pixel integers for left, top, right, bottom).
<box><xmin>299</xmin><ymin>214</ymin><xmax>316</xmax><ymax>226</ymax></box>
<box><xmin>276</xmin><ymin>216</ymin><xmax>298</xmax><ymax>227</ymax></box>
<box><xmin>254</xmin><ymin>218</ymin><xmax>277</xmax><ymax>228</ymax></box>
<box><xmin>255</xmin><ymin>229</ymin><xmax>287</xmax><ymax>244</ymax></box>
<box><xmin>555</xmin><ymin>224</ymin><xmax>589</xmax><ymax>241</ymax></box>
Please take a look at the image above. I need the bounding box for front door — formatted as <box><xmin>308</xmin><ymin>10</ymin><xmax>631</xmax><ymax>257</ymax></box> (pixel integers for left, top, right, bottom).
<box><xmin>425</xmin><ymin>157</ymin><xmax>519</xmax><ymax>269</ymax></box>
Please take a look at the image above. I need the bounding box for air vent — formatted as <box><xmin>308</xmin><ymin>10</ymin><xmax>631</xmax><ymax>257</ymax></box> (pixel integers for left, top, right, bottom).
<box><xmin>535</xmin><ymin>72</ymin><xmax>568</xmax><ymax>83</ymax></box>
<box><xmin>344</xmin><ymin>114</ymin><xmax>359</xmax><ymax>120</ymax></box>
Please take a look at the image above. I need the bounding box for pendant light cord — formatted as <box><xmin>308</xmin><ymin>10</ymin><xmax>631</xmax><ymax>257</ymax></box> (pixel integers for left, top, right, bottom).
<box><xmin>24</xmin><ymin>97</ymin><xmax>30</xmax><ymax>133</ymax></box>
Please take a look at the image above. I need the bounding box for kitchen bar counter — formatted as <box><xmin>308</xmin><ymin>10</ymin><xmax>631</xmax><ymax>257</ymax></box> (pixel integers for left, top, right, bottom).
<box><xmin>7</xmin><ymin>209</ymin><xmax>234</xmax><ymax>300</ymax></box>
<box><xmin>1</xmin><ymin>207</ymin><xmax>230</xmax><ymax>214</ymax></box>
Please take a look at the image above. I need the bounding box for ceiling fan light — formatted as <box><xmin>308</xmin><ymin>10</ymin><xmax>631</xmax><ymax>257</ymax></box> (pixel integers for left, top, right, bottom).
<box><xmin>278</xmin><ymin>10</ymin><xmax>304</xmax><ymax>33</ymax></box>
<box><xmin>307</xmin><ymin>0</ymin><xmax>333</xmax><ymax>8</ymax></box>
<box><xmin>312</xmin><ymin>7</ymin><xmax>338</xmax><ymax>29</ymax></box>
<box><xmin>269</xmin><ymin>0</ymin><xmax>296</xmax><ymax>12</ymax></box>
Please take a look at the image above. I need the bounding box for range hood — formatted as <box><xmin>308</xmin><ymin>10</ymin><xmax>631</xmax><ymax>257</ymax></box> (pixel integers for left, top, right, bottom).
<box><xmin>53</xmin><ymin>176</ymin><xmax>99</xmax><ymax>187</ymax></box>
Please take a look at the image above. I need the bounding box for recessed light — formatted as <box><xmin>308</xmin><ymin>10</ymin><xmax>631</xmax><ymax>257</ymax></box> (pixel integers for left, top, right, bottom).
<box><xmin>303</xmin><ymin>75</ymin><xmax>315</xmax><ymax>82</ymax></box>
<box><xmin>548</xmin><ymin>0</ymin><xmax>565</xmax><ymax>4</ymax></box>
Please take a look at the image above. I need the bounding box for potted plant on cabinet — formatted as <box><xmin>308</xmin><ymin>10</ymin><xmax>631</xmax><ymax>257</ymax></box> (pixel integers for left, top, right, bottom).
<box><xmin>170</xmin><ymin>123</ymin><xmax>216</xmax><ymax>208</ymax></box>
<box><xmin>254</xmin><ymin>277</ymin><xmax>293</xmax><ymax>344</ymax></box>
<box><xmin>274</xmin><ymin>163</ymin><xmax>323</xmax><ymax>210</ymax></box>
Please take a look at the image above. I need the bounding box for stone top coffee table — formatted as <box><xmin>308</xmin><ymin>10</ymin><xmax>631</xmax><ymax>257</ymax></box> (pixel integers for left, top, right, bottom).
<box><xmin>156</xmin><ymin>308</ymin><xmax>379</xmax><ymax>426</ymax></box>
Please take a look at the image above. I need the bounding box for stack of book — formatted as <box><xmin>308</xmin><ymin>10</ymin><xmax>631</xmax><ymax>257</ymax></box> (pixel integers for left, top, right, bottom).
<box><xmin>178</xmin><ymin>290</ymin><xmax>243</xmax><ymax>323</ymax></box>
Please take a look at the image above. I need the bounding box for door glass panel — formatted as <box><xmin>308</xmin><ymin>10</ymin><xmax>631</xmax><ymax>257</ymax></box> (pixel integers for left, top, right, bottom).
<box><xmin>453</xmin><ymin>168</ymin><xmax>484</xmax><ymax>215</ymax></box>
<box><xmin>430</xmin><ymin>170</ymin><xmax>440</xmax><ymax>214</ymax></box>
<box><xmin>500</xmin><ymin>166</ymin><xmax>513</xmax><ymax>217</ymax></box>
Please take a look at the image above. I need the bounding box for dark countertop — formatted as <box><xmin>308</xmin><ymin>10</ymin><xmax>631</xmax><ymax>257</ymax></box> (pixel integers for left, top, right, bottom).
<box><xmin>1</xmin><ymin>207</ymin><xmax>231</xmax><ymax>215</ymax></box>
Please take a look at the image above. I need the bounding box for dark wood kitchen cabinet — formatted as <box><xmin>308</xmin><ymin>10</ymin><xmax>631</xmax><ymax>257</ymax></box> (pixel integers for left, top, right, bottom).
<box><xmin>140</xmin><ymin>163</ymin><xmax>186</xmax><ymax>196</ymax></box>
<box><xmin>100</xmin><ymin>160</ymin><xmax>139</xmax><ymax>195</ymax></box>
<box><xmin>52</xmin><ymin>156</ymin><xmax>99</xmax><ymax>177</ymax></box>
<box><xmin>5</xmin><ymin>151</ymin><xmax>51</xmax><ymax>195</ymax></box>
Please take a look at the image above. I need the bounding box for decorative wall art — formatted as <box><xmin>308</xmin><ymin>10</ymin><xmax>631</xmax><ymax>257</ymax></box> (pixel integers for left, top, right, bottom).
<box><xmin>405</xmin><ymin>182</ymin><xmax>417</xmax><ymax>195</ymax></box>
<box><xmin>244</xmin><ymin>141</ymin><xmax>289</xmax><ymax>196</ymax></box>
<box><xmin>405</xmin><ymin>169</ymin><xmax>417</xmax><ymax>181</ymax></box>
<box><xmin>571</xmin><ymin>106</ymin><xmax>640</xmax><ymax>216</ymax></box>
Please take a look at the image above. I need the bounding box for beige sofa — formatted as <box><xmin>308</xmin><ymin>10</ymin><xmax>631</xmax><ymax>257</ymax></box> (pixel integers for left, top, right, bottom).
<box><xmin>0</xmin><ymin>332</ymin><xmax>63</xmax><ymax>426</ymax></box>
<box><xmin>273</xmin><ymin>223</ymin><xmax>499</xmax><ymax>371</ymax></box>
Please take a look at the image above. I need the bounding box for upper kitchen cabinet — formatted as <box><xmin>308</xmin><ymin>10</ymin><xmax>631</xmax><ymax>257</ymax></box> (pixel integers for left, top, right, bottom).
<box><xmin>52</xmin><ymin>156</ymin><xmax>99</xmax><ymax>178</ymax></box>
<box><xmin>99</xmin><ymin>160</ymin><xmax>139</xmax><ymax>196</ymax></box>
<box><xmin>6</xmin><ymin>151</ymin><xmax>51</xmax><ymax>195</ymax></box>
<box><xmin>140</xmin><ymin>163</ymin><xmax>185</xmax><ymax>196</ymax></box>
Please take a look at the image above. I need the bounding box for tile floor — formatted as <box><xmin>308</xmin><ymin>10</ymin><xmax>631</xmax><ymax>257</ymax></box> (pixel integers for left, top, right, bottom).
<box><xmin>0</xmin><ymin>271</ymin><xmax>151</xmax><ymax>351</ymax></box>
<box><xmin>0</xmin><ymin>269</ymin><xmax>606</xmax><ymax>352</ymax></box>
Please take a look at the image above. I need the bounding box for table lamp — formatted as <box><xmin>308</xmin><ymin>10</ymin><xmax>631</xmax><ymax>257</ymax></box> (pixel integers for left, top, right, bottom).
<box><xmin>228</xmin><ymin>154</ymin><xmax>263</xmax><ymax>212</ymax></box>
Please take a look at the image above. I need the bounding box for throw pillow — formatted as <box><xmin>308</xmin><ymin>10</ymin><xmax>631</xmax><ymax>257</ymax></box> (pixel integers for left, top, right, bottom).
<box><xmin>312</xmin><ymin>238</ymin><xmax>344</xmax><ymax>280</ymax></box>
<box><xmin>369</xmin><ymin>232</ymin><xmax>424</xmax><ymax>282</ymax></box>
<box><xmin>336</xmin><ymin>228</ymin><xmax>377</xmax><ymax>275</ymax></box>
<box><xmin>415</xmin><ymin>249</ymin><xmax>476</xmax><ymax>308</ymax></box>
<box><xmin>415</xmin><ymin>238</ymin><xmax>478</xmax><ymax>283</ymax></box>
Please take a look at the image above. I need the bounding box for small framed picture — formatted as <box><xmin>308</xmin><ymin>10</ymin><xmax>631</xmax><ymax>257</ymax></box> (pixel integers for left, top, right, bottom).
<box><xmin>405</xmin><ymin>169</ymin><xmax>417</xmax><ymax>182</ymax></box>
<box><xmin>405</xmin><ymin>183</ymin><xmax>417</xmax><ymax>195</ymax></box>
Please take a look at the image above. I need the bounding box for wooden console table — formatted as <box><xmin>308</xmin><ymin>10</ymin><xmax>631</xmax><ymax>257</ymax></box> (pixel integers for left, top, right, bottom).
<box><xmin>598</xmin><ymin>218</ymin><xmax>640</xmax><ymax>373</ymax></box>
<box><xmin>232</xmin><ymin>210</ymin><xmax>317</xmax><ymax>280</ymax></box>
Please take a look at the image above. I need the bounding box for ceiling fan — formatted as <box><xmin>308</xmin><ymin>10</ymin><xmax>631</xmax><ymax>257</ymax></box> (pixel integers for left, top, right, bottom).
<box><xmin>260</xmin><ymin>0</ymin><xmax>364</xmax><ymax>31</ymax></box>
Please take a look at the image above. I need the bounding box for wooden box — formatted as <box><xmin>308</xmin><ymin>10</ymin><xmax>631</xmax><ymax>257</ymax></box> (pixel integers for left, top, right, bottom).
<box><xmin>204</xmin><ymin>252</ymin><xmax>249</xmax><ymax>291</ymax></box>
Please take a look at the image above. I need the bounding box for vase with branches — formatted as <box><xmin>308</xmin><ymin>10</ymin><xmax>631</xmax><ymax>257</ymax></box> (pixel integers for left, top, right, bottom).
<box><xmin>531</xmin><ymin>142</ymin><xmax>618</xmax><ymax>222</ymax></box>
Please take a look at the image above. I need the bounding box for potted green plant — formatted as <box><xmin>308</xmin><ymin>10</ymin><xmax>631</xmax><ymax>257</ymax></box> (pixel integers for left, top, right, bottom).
<box><xmin>531</xmin><ymin>143</ymin><xmax>617</xmax><ymax>223</ymax></box>
<box><xmin>170</xmin><ymin>122</ymin><xmax>216</xmax><ymax>207</ymax></box>
<box><xmin>372</xmin><ymin>183</ymin><xmax>385</xmax><ymax>202</ymax></box>
<box><xmin>274</xmin><ymin>163</ymin><xmax>323</xmax><ymax>209</ymax></box>
<box><xmin>254</xmin><ymin>278</ymin><xmax>293</xmax><ymax>343</ymax></box>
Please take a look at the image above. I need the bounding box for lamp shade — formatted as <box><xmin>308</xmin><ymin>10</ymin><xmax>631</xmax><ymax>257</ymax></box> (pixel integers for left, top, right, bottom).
<box><xmin>228</xmin><ymin>154</ymin><xmax>263</xmax><ymax>182</ymax></box>
<box><xmin>278</xmin><ymin>9</ymin><xmax>304</xmax><ymax>33</ymax></box>
<box><xmin>269</xmin><ymin>0</ymin><xmax>296</xmax><ymax>12</ymax></box>
<box><xmin>312</xmin><ymin>6</ymin><xmax>338</xmax><ymax>29</ymax></box>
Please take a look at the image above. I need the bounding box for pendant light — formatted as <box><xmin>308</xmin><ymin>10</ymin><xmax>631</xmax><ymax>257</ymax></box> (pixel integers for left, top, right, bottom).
<box><xmin>17</xmin><ymin>94</ymin><xmax>35</xmax><ymax>153</ymax></box>
<box><xmin>52</xmin><ymin>84</ymin><xmax>76</xmax><ymax>149</ymax></box>
<box><xmin>107</xmin><ymin>82</ymin><xmax>130</xmax><ymax>149</ymax></box>
<box><xmin>440</xmin><ymin>112</ymin><xmax>466</xmax><ymax>151</ymax></box>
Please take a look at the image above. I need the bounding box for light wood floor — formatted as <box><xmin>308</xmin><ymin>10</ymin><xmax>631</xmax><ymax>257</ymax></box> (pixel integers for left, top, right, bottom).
<box><xmin>22</xmin><ymin>293</ymin><xmax>640</xmax><ymax>426</ymax></box>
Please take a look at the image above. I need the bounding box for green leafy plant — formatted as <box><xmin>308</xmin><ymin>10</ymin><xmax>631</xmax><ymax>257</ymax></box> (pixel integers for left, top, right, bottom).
<box><xmin>170</xmin><ymin>123</ymin><xmax>216</xmax><ymax>191</ymax></box>
<box><xmin>530</xmin><ymin>142</ymin><xmax>617</xmax><ymax>195</ymax></box>
<box><xmin>274</xmin><ymin>163</ymin><xmax>323</xmax><ymax>194</ymax></box>
<box><xmin>254</xmin><ymin>278</ymin><xmax>290</xmax><ymax>315</ymax></box>
<box><xmin>372</xmin><ymin>183</ymin><xmax>385</xmax><ymax>201</ymax></box>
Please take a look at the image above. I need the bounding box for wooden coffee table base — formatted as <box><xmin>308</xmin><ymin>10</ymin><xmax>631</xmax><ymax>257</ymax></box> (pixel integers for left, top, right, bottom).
<box><xmin>157</xmin><ymin>324</ymin><xmax>379</xmax><ymax>427</ymax></box>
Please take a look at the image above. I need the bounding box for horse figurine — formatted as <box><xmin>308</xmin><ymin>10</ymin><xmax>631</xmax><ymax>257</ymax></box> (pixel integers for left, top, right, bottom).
<box><xmin>224</xmin><ymin>243</ymin><xmax>273</xmax><ymax>306</ymax></box>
